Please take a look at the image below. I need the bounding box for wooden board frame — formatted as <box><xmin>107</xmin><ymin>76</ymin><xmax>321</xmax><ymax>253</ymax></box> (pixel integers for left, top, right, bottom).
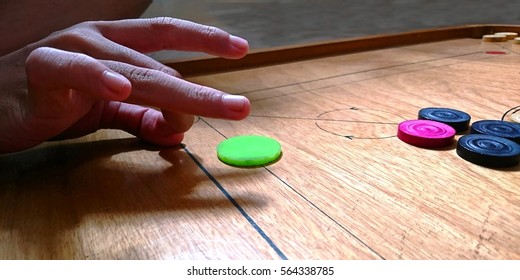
<box><xmin>167</xmin><ymin>24</ymin><xmax>520</xmax><ymax>76</ymax></box>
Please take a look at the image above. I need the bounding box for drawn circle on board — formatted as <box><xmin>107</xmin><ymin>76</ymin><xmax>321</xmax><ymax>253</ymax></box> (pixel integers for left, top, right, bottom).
<box><xmin>511</xmin><ymin>110</ymin><xmax>520</xmax><ymax>124</ymax></box>
<box><xmin>502</xmin><ymin>105</ymin><xmax>520</xmax><ymax>124</ymax></box>
<box><xmin>315</xmin><ymin>107</ymin><xmax>406</xmax><ymax>139</ymax></box>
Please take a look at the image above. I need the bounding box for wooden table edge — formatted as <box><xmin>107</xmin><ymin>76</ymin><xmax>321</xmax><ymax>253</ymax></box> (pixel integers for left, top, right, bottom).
<box><xmin>165</xmin><ymin>24</ymin><xmax>520</xmax><ymax>77</ymax></box>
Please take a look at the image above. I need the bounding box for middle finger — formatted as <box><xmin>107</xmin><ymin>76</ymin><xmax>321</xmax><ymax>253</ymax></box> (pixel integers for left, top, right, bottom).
<box><xmin>83</xmin><ymin>34</ymin><xmax>181</xmax><ymax>77</ymax></box>
<box><xmin>47</xmin><ymin>25</ymin><xmax>181</xmax><ymax>77</ymax></box>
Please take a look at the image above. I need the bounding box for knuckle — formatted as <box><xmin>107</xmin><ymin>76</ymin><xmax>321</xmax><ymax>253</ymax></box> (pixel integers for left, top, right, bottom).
<box><xmin>201</xmin><ymin>25</ymin><xmax>225</xmax><ymax>40</ymax></box>
<box><xmin>66</xmin><ymin>52</ymin><xmax>91</xmax><ymax>70</ymax></box>
<box><xmin>25</xmin><ymin>47</ymin><xmax>95</xmax><ymax>88</ymax></box>
<box><xmin>127</xmin><ymin>67</ymin><xmax>157</xmax><ymax>83</ymax></box>
<box><xmin>25</xmin><ymin>47</ymin><xmax>49</xmax><ymax>75</ymax></box>
<box><xmin>185</xmin><ymin>85</ymin><xmax>220</xmax><ymax>104</ymax></box>
<box><xmin>148</xmin><ymin>17</ymin><xmax>181</xmax><ymax>32</ymax></box>
<box><xmin>152</xmin><ymin>16</ymin><xmax>176</xmax><ymax>26</ymax></box>
<box><xmin>149</xmin><ymin>16</ymin><xmax>227</xmax><ymax>41</ymax></box>
<box><xmin>27</xmin><ymin>47</ymin><xmax>88</xmax><ymax>72</ymax></box>
<box><xmin>26</xmin><ymin>47</ymin><xmax>50</xmax><ymax>64</ymax></box>
<box><xmin>147</xmin><ymin>17</ymin><xmax>182</xmax><ymax>46</ymax></box>
<box><xmin>47</xmin><ymin>22</ymin><xmax>98</xmax><ymax>49</ymax></box>
<box><xmin>178</xmin><ymin>119</ymin><xmax>194</xmax><ymax>132</ymax></box>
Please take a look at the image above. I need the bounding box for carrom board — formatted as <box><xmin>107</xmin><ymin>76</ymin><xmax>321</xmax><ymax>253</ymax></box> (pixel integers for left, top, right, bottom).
<box><xmin>1</xmin><ymin>25</ymin><xmax>519</xmax><ymax>260</ymax></box>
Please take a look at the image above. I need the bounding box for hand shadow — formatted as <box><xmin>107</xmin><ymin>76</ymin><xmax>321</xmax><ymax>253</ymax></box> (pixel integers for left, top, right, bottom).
<box><xmin>0</xmin><ymin>137</ymin><xmax>265</xmax><ymax>259</ymax></box>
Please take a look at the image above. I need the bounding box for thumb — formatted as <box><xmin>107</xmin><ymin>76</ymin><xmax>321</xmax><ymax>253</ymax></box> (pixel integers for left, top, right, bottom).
<box><xmin>26</xmin><ymin>47</ymin><xmax>131</xmax><ymax>101</ymax></box>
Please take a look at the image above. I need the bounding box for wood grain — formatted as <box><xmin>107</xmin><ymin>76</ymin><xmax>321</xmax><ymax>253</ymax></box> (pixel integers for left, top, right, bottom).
<box><xmin>1</xmin><ymin>25</ymin><xmax>519</xmax><ymax>259</ymax></box>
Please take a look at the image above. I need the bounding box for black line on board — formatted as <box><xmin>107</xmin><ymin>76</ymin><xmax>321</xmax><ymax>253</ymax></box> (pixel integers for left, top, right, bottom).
<box><xmin>196</xmin><ymin>116</ymin><xmax>385</xmax><ymax>258</ymax></box>
<box><xmin>491</xmin><ymin>42</ymin><xmax>520</xmax><ymax>56</ymax></box>
<box><xmin>200</xmin><ymin>118</ymin><xmax>228</xmax><ymax>139</ymax></box>
<box><xmin>263</xmin><ymin>167</ymin><xmax>386</xmax><ymax>260</ymax></box>
<box><xmin>198</xmin><ymin>114</ymin><xmax>385</xmax><ymax>258</ymax></box>
<box><xmin>239</xmin><ymin>51</ymin><xmax>485</xmax><ymax>96</ymax></box>
<box><xmin>313</xmin><ymin>121</ymin><xmax>398</xmax><ymax>140</ymax></box>
<box><xmin>248</xmin><ymin>114</ymin><xmax>400</xmax><ymax>125</ymax></box>
<box><xmin>241</xmin><ymin>50</ymin><xmax>509</xmax><ymax>104</ymax></box>
<box><xmin>183</xmin><ymin>146</ymin><xmax>288</xmax><ymax>260</ymax></box>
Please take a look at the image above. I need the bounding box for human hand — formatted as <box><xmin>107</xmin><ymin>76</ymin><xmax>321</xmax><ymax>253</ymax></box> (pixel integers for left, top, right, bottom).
<box><xmin>0</xmin><ymin>17</ymin><xmax>250</xmax><ymax>154</ymax></box>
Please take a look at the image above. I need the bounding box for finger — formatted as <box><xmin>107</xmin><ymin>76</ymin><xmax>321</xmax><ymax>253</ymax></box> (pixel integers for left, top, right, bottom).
<box><xmin>106</xmin><ymin>61</ymin><xmax>250</xmax><ymax>120</ymax></box>
<box><xmin>92</xmin><ymin>37</ymin><xmax>182</xmax><ymax>77</ymax></box>
<box><xmin>96</xmin><ymin>17</ymin><xmax>249</xmax><ymax>59</ymax></box>
<box><xmin>100</xmin><ymin>102</ymin><xmax>185</xmax><ymax>146</ymax></box>
<box><xmin>26</xmin><ymin>47</ymin><xmax>131</xmax><ymax>101</ymax></box>
<box><xmin>162</xmin><ymin>110</ymin><xmax>195</xmax><ymax>134</ymax></box>
<box><xmin>64</xmin><ymin>31</ymin><xmax>181</xmax><ymax>77</ymax></box>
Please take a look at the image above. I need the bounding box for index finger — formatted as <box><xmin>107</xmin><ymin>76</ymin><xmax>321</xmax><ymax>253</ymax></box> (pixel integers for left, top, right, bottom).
<box><xmin>105</xmin><ymin>60</ymin><xmax>250</xmax><ymax>120</ymax></box>
<box><xmin>95</xmin><ymin>17</ymin><xmax>249</xmax><ymax>59</ymax></box>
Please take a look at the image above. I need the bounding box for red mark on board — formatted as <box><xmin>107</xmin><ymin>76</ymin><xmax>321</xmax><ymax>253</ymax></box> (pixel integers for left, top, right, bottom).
<box><xmin>485</xmin><ymin>51</ymin><xmax>507</xmax><ymax>55</ymax></box>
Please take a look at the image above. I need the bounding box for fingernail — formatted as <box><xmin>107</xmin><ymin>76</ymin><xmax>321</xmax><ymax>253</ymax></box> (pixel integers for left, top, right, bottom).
<box><xmin>229</xmin><ymin>35</ymin><xmax>249</xmax><ymax>51</ymax></box>
<box><xmin>223</xmin><ymin>95</ymin><xmax>247</xmax><ymax>112</ymax></box>
<box><xmin>103</xmin><ymin>70</ymin><xmax>129</xmax><ymax>94</ymax></box>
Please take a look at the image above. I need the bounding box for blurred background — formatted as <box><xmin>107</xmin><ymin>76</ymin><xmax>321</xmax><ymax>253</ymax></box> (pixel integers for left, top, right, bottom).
<box><xmin>141</xmin><ymin>0</ymin><xmax>520</xmax><ymax>59</ymax></box>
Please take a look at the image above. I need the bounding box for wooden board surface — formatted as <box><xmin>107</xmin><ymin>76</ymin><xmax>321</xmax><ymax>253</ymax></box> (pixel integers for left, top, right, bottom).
<box><xmin>1</xmin><ymin>25</ymin><xmax>520</xmax><ymax>260</ymax></box>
